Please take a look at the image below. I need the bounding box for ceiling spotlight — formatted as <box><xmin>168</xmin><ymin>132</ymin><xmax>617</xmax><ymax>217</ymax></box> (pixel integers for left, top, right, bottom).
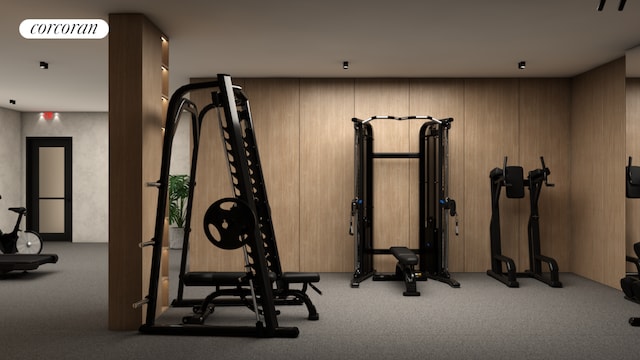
<box><xmin>618</xmin><ymin>0</ymin><xmax>626</xmax><ymax>11</ymax></box>
<box><xmin>39</xmin><ymin>61</ymin><xmax>48</xmax><ymax>69</ymax></box>
<box><xmin>9</xmin><ymin>99</ymin><xmax>16</xmax><ymax>105</ymax></box>
<box><xmin>518</xmin><ymin>61</ymin><xmax>526</xmax><ymax>70</ymax></box>
<box><xmin>597</xmin><ymin>0</ymin><xmax>606</xmax><ymax>11</ymax></box>
<box><xmin>343</xmin><ymin>61</ymin><xmax>349</xmax><ymax>70</ymax></box>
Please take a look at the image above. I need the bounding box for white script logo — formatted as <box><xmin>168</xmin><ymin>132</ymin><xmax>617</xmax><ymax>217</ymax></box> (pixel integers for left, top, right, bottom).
<box><xmin>20</xmin><ymin>19</ymin><xmax>109</xmax><ymax>39</ymax></box>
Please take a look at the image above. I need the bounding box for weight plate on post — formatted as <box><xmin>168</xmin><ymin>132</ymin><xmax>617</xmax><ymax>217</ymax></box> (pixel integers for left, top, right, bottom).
<box><xmin>203</xmin><ymin>197</ymin><xmax>256</xmax><ymax>250</ymax></box>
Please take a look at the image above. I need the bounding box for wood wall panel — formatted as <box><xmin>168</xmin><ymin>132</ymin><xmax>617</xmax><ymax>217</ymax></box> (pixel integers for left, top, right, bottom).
<box><xmin>408</xmin><ymin>80</ymin><xmax>465</xmax><ymax>271</ymax></box>
<box><xmin>602</xmin><ymin>59</ymin><xmax>626</xmax><ymax>287</ymax></box>
<box><xmin>627</xmin><ymin>78</ymin><xmax>640</xmax><ymax>271</ymax></box>
<box><xmin>571</xmin><ymin>73</ymin><xmax>600</xmax><ymax>279</ymax></box>
<box><xmin>108</xmin><ymin>14</ymin><xmax>164</xmax><ymax>330</ymax></box>
<box><xmin>354</xmin><ymin>79</ymin><xmax>410</xmax><ymax>272</ymax></box>
<box><xmin>242</xmin><ymin>79</ymin><xmax>301</xmax><ymax>272</ymax></box>
<box><xmin>299</xmin><ymin>79</ymin><xmax>355</xmax><ymax>272</ymax></box>
<box><xmin>181</xmin><ymin>71</ymin><xmax>626</xmax><ymax>291</ymax></box>
<box><xmin>571</xmin><ymin>58</ymin><xmax>626</xmax><ymax>288</ymax></box>
<box><xmin>518</xmin><ymin>79</ymin><xmax>571</xmax><ymax>272</ymax></box>
<box><xmin>463</xmin><ymin>79</ymin><xmax>520</xmax><ymax>272</ymax></box>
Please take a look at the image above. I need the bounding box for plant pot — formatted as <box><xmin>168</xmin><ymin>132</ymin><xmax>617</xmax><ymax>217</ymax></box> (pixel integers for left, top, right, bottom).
<box><xmin>169</xmin><ymin>227</ymin><xmax>184</xmax><ymax>249</ymax></box>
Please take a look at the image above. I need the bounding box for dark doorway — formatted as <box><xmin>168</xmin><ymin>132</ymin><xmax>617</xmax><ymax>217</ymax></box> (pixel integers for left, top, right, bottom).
<box><xmin>26</xmin><ymin>137</ymin><xmax>72</xmax><ymax>242</ymax></box>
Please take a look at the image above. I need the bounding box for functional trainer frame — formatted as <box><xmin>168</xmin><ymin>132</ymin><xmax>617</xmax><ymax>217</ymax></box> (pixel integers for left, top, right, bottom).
<box><xmin>487</xmin><ymin>156</ymin><xmax>562</xmax><ymax>288</ymax></box>
<box><xmin>138</xmin><ymin>74</ymin><xmax>318</xmax><ymax>338</ymax></box>
<box><xmin>349</xmin><ymin>115</ymin><xmax>459</xmax><ymax>294</ymax></box>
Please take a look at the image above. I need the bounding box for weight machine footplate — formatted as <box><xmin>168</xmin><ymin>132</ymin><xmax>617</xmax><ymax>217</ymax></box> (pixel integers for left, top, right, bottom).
<box><xmin>139</xmin><ymin>323</ymin><xmax>299</xmax><ymax>338</ymax></box>
<box><xmin>427</xmin><ymin>273</ymin><xmax>460</xmax><ymax>288</ymax></box>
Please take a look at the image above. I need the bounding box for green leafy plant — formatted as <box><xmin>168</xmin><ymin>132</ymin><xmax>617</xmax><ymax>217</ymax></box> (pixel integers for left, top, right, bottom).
<box><xmin>169</xmin><ymin>174</ymin><xmax>190</xmax><ymax>228</ymax></box>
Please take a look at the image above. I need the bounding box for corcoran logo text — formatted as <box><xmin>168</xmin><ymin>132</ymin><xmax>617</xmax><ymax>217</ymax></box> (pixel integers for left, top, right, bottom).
<box><xmin>19</xmin><ymin>19</ymin><xmax>109</xmax><ymax>39</ymax></box>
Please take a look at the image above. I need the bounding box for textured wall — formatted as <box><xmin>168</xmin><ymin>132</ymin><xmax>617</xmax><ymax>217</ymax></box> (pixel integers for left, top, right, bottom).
<box><xmin>21</xmin><ymin>112</ymin><xmax>108</xmax><ymax>243</ymax></box>
<box><xmin>0</xmin><ymin>107</ymin><xmax>22</xmax><ymax>231</ymax></box>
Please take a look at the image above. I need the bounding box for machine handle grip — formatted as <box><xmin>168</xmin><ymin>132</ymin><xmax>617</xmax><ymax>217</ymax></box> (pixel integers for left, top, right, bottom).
<box><xmin>540</xmin><ymin>156</ymin><xmax>554</xmax><ymax>187</ymax></box>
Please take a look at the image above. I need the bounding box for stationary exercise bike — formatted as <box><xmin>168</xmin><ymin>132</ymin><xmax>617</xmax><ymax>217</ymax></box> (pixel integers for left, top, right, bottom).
<box><xmin>0</xmin><ymin>196</ymin><xmax>43</xmax><ymax>255</ymax></box>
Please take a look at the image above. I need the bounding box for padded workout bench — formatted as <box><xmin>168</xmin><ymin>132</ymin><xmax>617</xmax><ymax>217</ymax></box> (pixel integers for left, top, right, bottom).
<box><xmin>373</xmin><ymin>247</ymin><xmax>422</xmax><ymax>296</ymax></box>
<box><xmin>391</xmin><ymin>247</ymin><xmax>421</xmax><ymax>296</ymax></box>
<box><xmin>180</xmin><ymin>270</ymin><xmax>321</xmax><ymax>324</ymax></box>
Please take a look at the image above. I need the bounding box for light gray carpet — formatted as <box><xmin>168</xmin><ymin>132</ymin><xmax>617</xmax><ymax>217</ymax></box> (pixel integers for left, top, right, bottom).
<box><xmin>2</xmin><ymin>242</ymin><xmax>640</xmax><ymax>360</ymax></box>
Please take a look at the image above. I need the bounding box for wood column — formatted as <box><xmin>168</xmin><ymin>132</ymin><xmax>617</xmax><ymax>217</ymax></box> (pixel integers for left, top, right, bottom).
<box><xmin>108</xmin><ymin>13</ymin><xmax>166</xmax><ymax>330</ymax></box>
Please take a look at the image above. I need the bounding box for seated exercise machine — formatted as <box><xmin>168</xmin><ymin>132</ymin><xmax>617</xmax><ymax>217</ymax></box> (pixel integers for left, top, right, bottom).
<box><xmin>0</xmin><ymin>196</ymin><xmax>57</xmax><ymax>274</ymax></box>
<box><xmin>487</xmin><ymin>156</ymin><xmax>562</xmax><ymax>288</ymax></box>
<box><xmin>137</xmin><ymin>74</ymin><xmax>319</xmax><ymax>338</ymax></box>
<box><xmin>621</xmin><ymin>157</ymin><xmax>640</xmax><ymax>326</ymax></box>
<box><xmin>349</xmin><ymin>115</ymin><xmax>459</xmax><ymax>296</ymax></box>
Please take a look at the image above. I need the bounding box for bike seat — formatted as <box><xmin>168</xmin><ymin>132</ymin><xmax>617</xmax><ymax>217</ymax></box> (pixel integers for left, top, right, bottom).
<box><xmin>8</xmin><ymin>207</ymin><xmax>26</xmax><ymax>214</ymax></box>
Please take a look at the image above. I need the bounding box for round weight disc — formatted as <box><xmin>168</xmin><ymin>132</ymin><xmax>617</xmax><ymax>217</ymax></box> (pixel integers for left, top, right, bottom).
<box><xmin>203</xmin><ymin>198</ymin><xmax>256</xmax><ymax>250</ymax></box>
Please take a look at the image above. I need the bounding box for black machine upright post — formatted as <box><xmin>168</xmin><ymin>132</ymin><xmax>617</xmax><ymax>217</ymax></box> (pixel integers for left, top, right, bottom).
<box><xmin>420</xmin><ymin>119</ymin><xmax>459</xmax><ymax>287</ymax></box>
<box><xmin>350</xmin><ymin>120</ymin><xmax>375</xmax><ymax>287</ymax></box>
<box><xmin>525</xmin><ymin>157</ymin><xmax>561</xmax><ymax>287</ymax></box>
<box><xmin>487</xmin><ymin>163</ymin><xmax>519</xmax><ymax>287</ymax></box>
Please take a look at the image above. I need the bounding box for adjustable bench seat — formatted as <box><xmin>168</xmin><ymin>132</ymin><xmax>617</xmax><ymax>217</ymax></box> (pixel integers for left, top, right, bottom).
<box><xmin>390</xmin><ymin>246</ymin><xmax>419</xmax><ymax>266</ymax></box>
<box><xmin>281</xmin><ymin>272</ymin><xmax>320</xmax><ymax>283</ymax></box>
<box><xmin>179</xmin><ymin>270</ymin><xmax>321</xmax><ymax>323</ymax></box>
<box><xmin>182</xmin><ymin>271</ymin><xmax>249</xmax><ymax>287</ymax></box>
<box><xmin>390</xmin><ymin>247</ymin><xmax>420</xmax><ymax>296</ymax></box>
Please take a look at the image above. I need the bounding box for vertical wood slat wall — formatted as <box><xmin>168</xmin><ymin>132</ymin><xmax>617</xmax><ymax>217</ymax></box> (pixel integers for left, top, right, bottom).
<box><xmin>187</xmin><ymin>77</ymin><xmax>578</xmax><ymax>277</ymax></box>
<box><xmin>108</xmin><ymin>14</ymin><xmax>165</xmax><ymax>330</ymax></box>
<box><xmin>571</xmin><ymin>58</ymin><xmax>626</xmax><ymax>288</ymax></box>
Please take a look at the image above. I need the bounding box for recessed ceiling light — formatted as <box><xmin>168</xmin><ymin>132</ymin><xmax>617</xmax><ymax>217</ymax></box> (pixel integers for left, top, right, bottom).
<box><xmin>39</xmin><ymin>61</ymin><xmax>48</xmax><ymax>69</ymax></box>
<box><xmin>518</xmin><ymin>61</ymin><xmax>526</xmax><ymax>70</ymax></box>
<box><xmin>618</xmin><ymin>0</ymin><xmax>626</xmax><ymax>11</ymax></box>
<box><xmin>9</xmin><ymin>99</ymin><xmax>16</xmax><ymax>105</ymax></box>
<box><xmin>343</xmin><ymin>61</ymin><xmax>349</xmax><ymax>70</ymax></box>
<box><xmin>598</xmin><ymin>0</ymin><xmax>606</xmax><ymax>11</ymax></box>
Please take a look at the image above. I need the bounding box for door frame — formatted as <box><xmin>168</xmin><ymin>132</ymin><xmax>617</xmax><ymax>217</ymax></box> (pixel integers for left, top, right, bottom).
<box><xmin>26</xmin><ymin>137</ymin><xmax>72</xmax><ymax>242</ymax></box>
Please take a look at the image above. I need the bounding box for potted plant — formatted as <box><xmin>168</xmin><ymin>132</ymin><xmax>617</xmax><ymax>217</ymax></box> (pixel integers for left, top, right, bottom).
<box><xmin>168</xmin><ymin>174</ymin><xmax>190</xmax><ymax>249</ymax></box>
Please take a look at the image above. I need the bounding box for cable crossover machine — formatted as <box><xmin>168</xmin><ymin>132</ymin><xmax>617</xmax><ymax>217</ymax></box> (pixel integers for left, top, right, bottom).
<box><xmin>349</xmin><ymin>115</ymin><xmax>459</xmax><ymax>296</ymax></box>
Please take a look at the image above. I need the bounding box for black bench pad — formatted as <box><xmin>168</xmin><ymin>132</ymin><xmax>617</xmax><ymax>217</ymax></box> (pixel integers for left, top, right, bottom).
<box><xmin>182</xmin><ymin>272</ymin><xmax>248</xmax><ymax>286</ymax></box>
<box><xmin>281</xmin><ymin>272</ymin><xmax>320</xmax><ymax>283</ymax></box>
<box><xmin>390</xmin><ymin>247</ymin><xmax>418</xmax><ymax>266</ymax></box>
<box><xmin>183</xmin><ymin>271</ymin><xmax>294</xmax><ymax>287</ymax></box>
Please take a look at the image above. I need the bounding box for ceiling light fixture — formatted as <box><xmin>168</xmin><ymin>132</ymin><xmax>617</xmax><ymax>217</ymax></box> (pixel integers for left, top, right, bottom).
<box><xmin>9</xmin><ymin>99</ymin><xmax>16</xmax><ymax>105</ymax></box>
<box><xmin>518</xmin><ymin>61</ymin><xmax>526</xmax><ymax>70</ymax></box>
<box><xmin>39</xmin><ymin>61</ymin><xmax>48</xmax><ymax>69</ymax></box>
<box><xmin>598</xmin><ymin>0</ymin><xmax>606</xmax><ymax>11</ymax></box>
<box><xmin>618</xmin><ymin>0</ymin><xmax>626</xmax><ymax>11</ymax></box>
<box><xmin>343</xmin><ymin>61</ymin><xmax>349</xmax><ymax>70</ymax></box>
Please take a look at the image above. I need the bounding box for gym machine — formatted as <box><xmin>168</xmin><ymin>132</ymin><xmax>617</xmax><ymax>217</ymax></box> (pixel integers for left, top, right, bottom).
<box><xmin>349</xmin><ymin>115</ymin><xmax>459</xmax><ymax>296</ymax></box>
<box><xmin>0</xmin><ymin>195</ymin><xmax>57</xmax><ymax>274</ymax></box>
<box><xmin>621</xmin><ymin>157</ymin><xmax>640</xmax><ymax>326</ymax></box>
<box><xmin>487</xmin><ymin>156</ymin><xmax>562</xmax><ymax>288</ymax></box>
<box><xmin>137</xmin><ymin>74</ymin><xmax>319</xmax><ymax>338</ymax></box>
